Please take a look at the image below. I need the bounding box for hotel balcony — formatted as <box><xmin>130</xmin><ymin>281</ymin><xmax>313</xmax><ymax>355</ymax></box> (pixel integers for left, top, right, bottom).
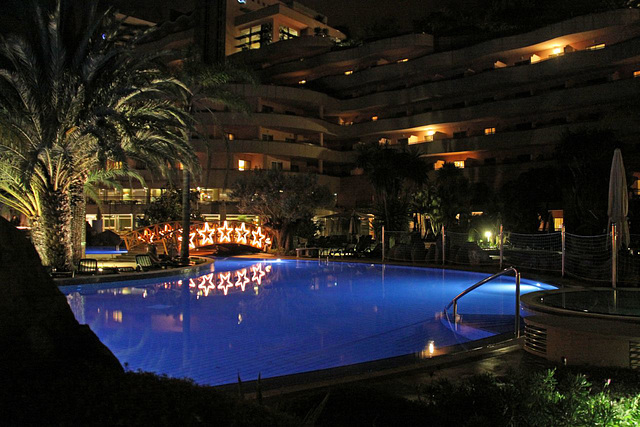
<box><xmin>195</xmin><ymin>139</ymin><xmax>357</xmax><ymax>164</ymax></box>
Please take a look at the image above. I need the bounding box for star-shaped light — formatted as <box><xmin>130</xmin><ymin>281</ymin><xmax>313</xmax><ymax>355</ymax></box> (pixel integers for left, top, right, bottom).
<box><xmin>218</xmin><ymin>221</ymin><xmax>233</xmax><ymax>243</ymax></box>
<box><xmin>217</xmin><ymin>272</ymin><xmax>234</xmax><ymax>295</ymax></box>
<box><xmin>235</xmin><ymin>268</ymin><xmax>250</xmax><ymax>291</ymax></box>
<box><xmin>251</xmin><ymin>264</ymin><xmax>266</xmax><ymax>285</ymax></box>
<box><xmin>234</xmin><ymin>222</ymin><xmax>250</xmax><ymax>245</ymax></box>
<box><xmin>178</xmin><ymin>229</ymin><xmax>197</xmax><ymax>249</ymax></box>
<box><xmin>251</xmin><ymin>227</ymin><xmax>265</xmax><ymax>249</ymax></box>
<box><xmin>197</xmin><ymin>222</ymin><xmax>216</xmax><ymax>246</ymax></box>
<box><xmin>197</xmin><ymin>273</ymin><xmax>216</xmax><ymax>296</ymax></box>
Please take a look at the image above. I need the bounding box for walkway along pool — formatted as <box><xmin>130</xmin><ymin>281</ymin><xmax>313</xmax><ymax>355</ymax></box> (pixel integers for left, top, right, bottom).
<box><xmin>60</xmin><ymin>258</ymin><xmax>555</xmax><ymax>386</ymax></box>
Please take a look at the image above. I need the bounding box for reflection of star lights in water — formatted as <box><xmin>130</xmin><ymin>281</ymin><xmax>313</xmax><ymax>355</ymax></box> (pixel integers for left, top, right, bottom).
<box><xmin>181</xmin><ymin>262</ymin><xmax>273</xmax><ymax>298</ymax></box>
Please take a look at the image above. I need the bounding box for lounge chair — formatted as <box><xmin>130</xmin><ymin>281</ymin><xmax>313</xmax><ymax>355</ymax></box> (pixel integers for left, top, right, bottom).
<box><xmin>77</xmin><ymin>258</ymin><xmax>98</xmax><ymax>275</ymax></box>
<box><xmin>136</xmin><ymin>254</ymin><xmax>163</xmax><ymax>271</ymax></box>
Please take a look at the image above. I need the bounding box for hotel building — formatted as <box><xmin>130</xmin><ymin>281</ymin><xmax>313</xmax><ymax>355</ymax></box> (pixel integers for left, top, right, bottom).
<box><xmin>93</xmin><ymin>1</ymin><xmax>640</xmax><ymax>232</ymax></box>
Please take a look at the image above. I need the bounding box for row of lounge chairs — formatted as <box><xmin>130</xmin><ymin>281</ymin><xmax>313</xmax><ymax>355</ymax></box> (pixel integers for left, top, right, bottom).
<box><xmin>298</xmin><ymin>236</ymin><xmax>381</xmax><ymax>258</ymax></box>
<box><xmin>72</xmin><ymin>254</ymin><xmax>183</xmax><ymax>276</ymax></box>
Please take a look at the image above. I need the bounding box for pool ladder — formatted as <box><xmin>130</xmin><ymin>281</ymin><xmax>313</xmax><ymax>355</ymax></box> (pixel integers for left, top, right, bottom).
<box><xmin>443</xmin><ymin>267</ymin><xmax>522</xmax><ymax>338</ymax></box>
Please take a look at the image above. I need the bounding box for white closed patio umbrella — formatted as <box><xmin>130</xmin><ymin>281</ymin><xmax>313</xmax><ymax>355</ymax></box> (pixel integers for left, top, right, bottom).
<box><xmin>607</xmin><ymin>148</ymin><xmax>629</xmax><ymax>287</ymax></box>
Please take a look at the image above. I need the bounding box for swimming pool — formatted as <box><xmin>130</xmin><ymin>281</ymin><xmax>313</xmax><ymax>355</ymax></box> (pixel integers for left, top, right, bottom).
<box><xmin>61</xmin><ymin>258</ymin><xmax>555</xmax><ymax>386</ymax></box>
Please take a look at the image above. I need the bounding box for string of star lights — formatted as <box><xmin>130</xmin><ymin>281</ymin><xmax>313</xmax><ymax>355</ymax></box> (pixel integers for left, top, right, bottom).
<box><xmin>123</xmin><ymin>221</ymin><xmax>273</xmax><ymax>251</ymax></box>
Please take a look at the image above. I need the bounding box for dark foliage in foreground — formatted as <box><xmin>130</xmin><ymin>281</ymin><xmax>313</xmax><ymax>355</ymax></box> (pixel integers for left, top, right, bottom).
<box><xmin>271</xmin><ymin>367</ymin><xmax>640</xmax><ymax>427</ymax></box>
<box><xmin>1</xmin><ymin>369</ymin><xmax>295</xmax><ymax>426</ymax></box>
<box><xmin>3</xmin><ymin>362</ymin><xmax>640</xmax><ymax>426</ymax></box>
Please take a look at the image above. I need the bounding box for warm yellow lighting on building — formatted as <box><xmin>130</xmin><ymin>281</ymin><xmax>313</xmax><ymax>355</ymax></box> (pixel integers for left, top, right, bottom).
<box><xmin>238</xmin><ymin>159</ymin><xmax>249</xmax><ymax>171</ymax></box>
<box><xmin>484</xmin><ymin>127</ymin><xmax>496</xmax><ymax>135</ymax></box>
<box><xmin>634</xmin><ymin>70</ymin><xmax>640</xmax><ymax>78</ymax></box>
<box><xmin>530</xmin><ymin>54</ymin><xmax>541</xmax><ymax>63</ymax></box>
<box><xmin>371</xmin><ymin>116</ymin><xmax>378</xmax><ymax>121</ymax></box>
<box><xmin>454</xmin><ymin>160</ymin><xmax>465</xmax><ymax>169</ymax></box>
<box><xmin>587</xmin><ymin>43</ymin><xmax>605</xmax><ymax>51</ymax></box>
<box><xmin>554</xmin><ymin>218</ymin><xmax>564</xmax><ymax>231</ymax></box>
<box><xmin>397</xmin><ymin>58</ymin><xmax>409</xmax><ymax>63</ymax></box>
<box><xmin>408</xmin><ymin>135</ymin><xmax>419</xmax><ymax>144</ymax></box>
<box><xmin>344</xmin><ymin>70</ymin><xmax>353</xmax><ymax>75</ymax></box>
<box><xmin>426</xmin><ymin>130</ymin><xmax>436</xmax><ymax>136</ymax></box>
<box><xmin>552</xmin><ymin>46</ymin><xmax>562</xmax><ymax>55</ymax></box>
<box><xmin>434</xmin><ymin>160</ymin><xmax>445</xmax><ymax>170</ymax></box>
<box><xmin>298</xmin><ymin>79</ymin><xmax>306</xmax><ymax>84</ymax></box>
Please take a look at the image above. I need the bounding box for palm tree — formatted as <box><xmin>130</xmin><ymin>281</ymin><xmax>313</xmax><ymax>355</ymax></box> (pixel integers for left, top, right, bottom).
<box><xmin>174</xmin><ymin>57</ymin><xmax>256</xmax><ymax>261</ymax></box>
<box><xmin>0</xmin><ymin>2</ymin><xmax>198</xmax><ymax>269</ymax></box>
<box><xmin>356</xmin><ymin>143</ymin><xmax>428</xmax><ymax>231</ymax></box>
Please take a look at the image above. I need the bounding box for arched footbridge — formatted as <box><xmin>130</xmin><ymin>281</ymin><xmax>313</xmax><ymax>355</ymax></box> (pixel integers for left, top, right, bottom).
<box><xmin>122</xmin><ymin>221</ymin><xmax>274</xmax><ymax>252</ymax></box>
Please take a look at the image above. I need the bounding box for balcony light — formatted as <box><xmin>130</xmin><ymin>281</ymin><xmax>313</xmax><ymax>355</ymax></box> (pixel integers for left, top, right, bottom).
<box><xmin>397</xmin><ymin>58</ymin><xmax>409</xmax><ymax>63</ymax></box>
<box><xmin>552</xmin><ymin>46</ymin><xmax>562</xmax><ymax>55</ymax></box>
<box><xmin>371</xmin><ymin>116</ymin><xmax>378</xmax><ymax>121</ymax></box>
<box><xmin>298</xmin><ymin>80</ymin><xmax>306</xmax><ymax>85</ymax></box>
<box><xmin>344</xmin><ymin>70</ymin><xmax>353</xmax><ymax>75</ymax></box>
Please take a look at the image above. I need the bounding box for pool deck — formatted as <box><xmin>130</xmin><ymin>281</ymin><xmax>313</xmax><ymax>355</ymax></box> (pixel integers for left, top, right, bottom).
<box><xmin>54</xmin><ymin>256</ymin><xmax>214</xmax><ymax>286</ymax></box>
<box><xmin>225</xmin><ymin>337</ymin><xmax>547</xmax><ymax>401</ymax></box>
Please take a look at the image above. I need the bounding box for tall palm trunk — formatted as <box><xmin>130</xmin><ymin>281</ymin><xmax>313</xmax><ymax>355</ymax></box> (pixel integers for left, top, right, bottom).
<box><xmin>180</xmin><ymin>170</ymin><xmax>191</xmax><ymax>262</ymax></box>
<box><xmin>69</xmin><ymin>183</ymin><xmax>86</xmax><ymax>264</ymax></box>
<box><xmin>31</xmin><ymin>188</ymin><xmax>73</xmax><ymax>270</ymax></box>
<box><xmin>220</xmin><ymin>132</ymin><xmax>231</xmax><ymax>222</ymax></box>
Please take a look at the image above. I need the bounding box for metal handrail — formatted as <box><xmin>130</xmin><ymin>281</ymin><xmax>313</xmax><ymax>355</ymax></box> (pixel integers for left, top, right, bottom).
<box><xmin>444</xmin><ymin>267</ymin><xmax>522</xmax><ymax>338</ymax></box>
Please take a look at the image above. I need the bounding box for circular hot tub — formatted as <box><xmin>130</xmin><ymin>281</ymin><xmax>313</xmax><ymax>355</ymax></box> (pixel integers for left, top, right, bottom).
<box><xmin>521</xmin><ymin>288</ymin><xmax>640</xmax><ymax>369</ymax></box>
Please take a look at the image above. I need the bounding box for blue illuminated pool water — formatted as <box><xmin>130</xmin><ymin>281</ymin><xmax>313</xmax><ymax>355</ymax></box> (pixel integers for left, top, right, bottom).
<box><xmin>61</xmin><ymin>258</ymin><xmax>555</xmax><ymax>386</ymax></box>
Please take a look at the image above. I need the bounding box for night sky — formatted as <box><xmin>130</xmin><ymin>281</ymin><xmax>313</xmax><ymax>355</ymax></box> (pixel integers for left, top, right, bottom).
<box><xmin>296</xmin><ymin>0</ymin><xmax>468</xmax><ymax>34</ymax></box>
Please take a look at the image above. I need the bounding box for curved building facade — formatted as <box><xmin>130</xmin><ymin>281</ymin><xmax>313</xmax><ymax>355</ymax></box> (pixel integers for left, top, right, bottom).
<box><xmin>92</xmin><ymin>2</ymin><xmax>640</xmax><ymax>232</ymax></box>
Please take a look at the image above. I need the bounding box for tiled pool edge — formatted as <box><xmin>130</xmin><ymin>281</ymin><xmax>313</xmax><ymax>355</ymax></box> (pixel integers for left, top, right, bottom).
<box><xmin>215</xmin><ymin>335</ymin><xmax>523</xmax><ymax>399</ymax></box>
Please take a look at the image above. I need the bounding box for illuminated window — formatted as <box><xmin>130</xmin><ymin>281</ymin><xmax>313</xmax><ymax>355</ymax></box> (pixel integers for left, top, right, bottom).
<box><xmin>433</xmin><ymin>160</ymin><xmax>445</xmax><ymax>170</ymax></box>
<box><xmin>106</xmin><ymin>160</ymin><xmax>123</xmax><ymax>170</ymax></box>
<box><xmin>344</xmin><ymin>70</ymin><xmax>353</xmax><ymax>75</ymax></box>
<box><xmin>634</xmin><ymin>71</ymin><xmax>640</xmax><ymax>78</ymax></box>
<box><xmin>226</xmin><ymin>133</ymin><xmax>235</xmax><ymax>141</ymax></box>
<box><xmin>298</xmin><ymin>80</ymin><xmax>306</xmax><ymax>85</ymax></box>
<box><xmin>484</xmin><ymin>127</ymin><xmax>496</xmax><ymax>135</ymax></box>
<box><xmin>551</xmin><ymin>47</ymin><xmax>563</xmax><ymax>55</ymax></box>
<box><xmin>378</xmin><ymin>138</ymin><xmax>390</xmax><ymax>144</ymax></box>
<box><xmin>371</xmin><ymin>116</ymin><xmax>378</xmax><ymax>121</ymax></box>
<box><xmin>586</xmin><ymin>43</ymin><xmax>605</xmax><ymax>51</ymax></box>
<box><xmin>408</xmin><ymin>135</ymin><xmax>419</xmax><ymax>144</ymax></box>
<box><xmin>237</xmin><ymin>24</ymin><xmax>272</xmax><ymax>50</ymax></box>
<box><xmin>553</xmin><ymin>218</ymin><xmax>564</xmax><ymax>231</ymax></box>
<box><xmin>397</xmin><ymin>58</ymin><xmax>409</xmax><ymax>63</ymax></box>
<box><xmin>454</xmin><ymin>161</ymin><xmax>465</xmax><ymax>169</ymax></box>
<box><xmin>238</xmin><ymin>159</ymin><xmax>251</xmax><ymax>171</ymax></box>
<box><xmin>530</xmin><ymin>54</ymin><xmax>541</xmax><ymax>63</ymax></box>
<box><xmin>279</xmin><ymin>26</ymin><xmax>298</xmax><ymax>40</ymax></box>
